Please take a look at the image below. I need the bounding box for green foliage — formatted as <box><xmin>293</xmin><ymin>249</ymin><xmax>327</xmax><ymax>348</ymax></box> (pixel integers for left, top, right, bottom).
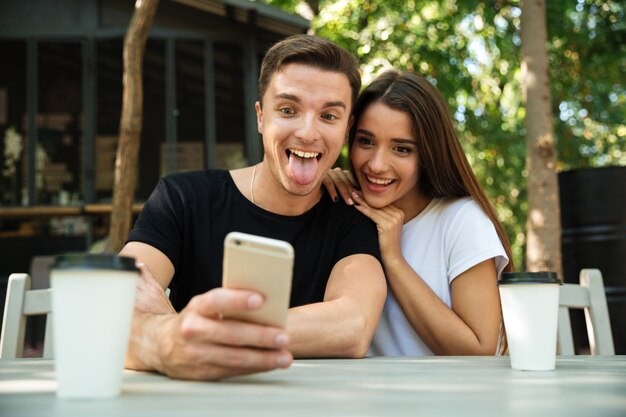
<box><xmin>547</xmin><ymin>1</ymin><xmax>626</xmax><ymax>168</ymax></box>
<box><xmin>262</xmin><ymin>0</ymin><xmax>625</xmax><ymax>269</ymax></box>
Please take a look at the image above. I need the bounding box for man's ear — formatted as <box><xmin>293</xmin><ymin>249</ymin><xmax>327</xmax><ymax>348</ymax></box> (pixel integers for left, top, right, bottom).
<box><xmin>255</xmin><ymin>101</ymin><xmax>263</xmax><ymax>134</ymax></box>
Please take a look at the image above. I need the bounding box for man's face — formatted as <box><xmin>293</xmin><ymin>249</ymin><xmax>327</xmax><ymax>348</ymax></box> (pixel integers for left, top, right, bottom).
<box><xmin>255</xmin><ymin>63</ymin><xmax>353</xmax><ymax>199</ymax></box>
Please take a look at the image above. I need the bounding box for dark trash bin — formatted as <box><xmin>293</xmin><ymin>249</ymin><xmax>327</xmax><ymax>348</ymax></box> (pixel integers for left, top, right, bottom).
<box><xmin>559</xmin><ymin>165</ymin><xmax>626</xmax><ymax>354</ymax></box>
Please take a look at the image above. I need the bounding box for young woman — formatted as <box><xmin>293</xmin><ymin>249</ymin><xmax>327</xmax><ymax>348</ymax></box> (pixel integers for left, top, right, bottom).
<box><xmin>324</xmin><ymin>70</ymin><xmax>513</xmax><ymax>356</ymax></box>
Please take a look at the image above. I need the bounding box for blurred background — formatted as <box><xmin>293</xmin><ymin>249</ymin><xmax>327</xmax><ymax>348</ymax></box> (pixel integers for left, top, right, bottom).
<box><xmin>0</xmin><ymin>0</ymin><xmax>624</xmax><ymax>354</ymax></box>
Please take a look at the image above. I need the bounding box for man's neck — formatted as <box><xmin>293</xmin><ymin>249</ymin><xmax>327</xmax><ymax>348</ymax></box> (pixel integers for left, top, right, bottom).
<box><xmin>231</xmin><ymin>164</ymin><xmax>323</xmax><ymax>216</ymax></box>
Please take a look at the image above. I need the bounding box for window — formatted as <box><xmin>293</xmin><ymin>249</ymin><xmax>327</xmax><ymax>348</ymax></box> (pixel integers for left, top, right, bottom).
<box><xmin>214</xmin><ymin>42</ymin><xmax>246</xmax><ymax>168</ymax></box>
<box><xmin>0</xmin><ymin>41</ymin><xmax>26</xmax><ymax>206</ymax></box>
<box><xmin>1</xmin><ymin>37</ymin><xmax>251</xmax><ymax>206</ymax></box>
<box><xmin>160</xmin><ymin>40</ymin><xmax>207</xmax><ymax>177</ymax></box>
<box><xmin>96</xmin><ymin>38</ymin><xmax>166</xmax><ymax>202</ymax></box>
<box><xmin>35</xmin><ymin>42</ymin><xmax>83</xmax><ymax>206</ymax></box>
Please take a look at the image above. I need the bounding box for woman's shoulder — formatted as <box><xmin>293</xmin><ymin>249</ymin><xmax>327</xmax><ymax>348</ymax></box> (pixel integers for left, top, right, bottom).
<box><xmin>431</xmin><ymin>196</ymin><xmax>484</xmax><ymax>220</ymax></box>
<box><xmin>423</xmin><ymin>197</ymin><xmax>493</xmax><ymax>236</ymax></box>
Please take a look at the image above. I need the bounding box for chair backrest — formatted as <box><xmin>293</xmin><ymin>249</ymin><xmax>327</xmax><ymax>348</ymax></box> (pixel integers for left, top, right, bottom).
<box><xmin>557</xmin><ymin>268</ymin><xmax>614</xmax><ymax>355</ymax></box>
<box><xmin>0</xmin><ymin>273</ymin><xmax>54</xmax><ymax>359</ymax></box>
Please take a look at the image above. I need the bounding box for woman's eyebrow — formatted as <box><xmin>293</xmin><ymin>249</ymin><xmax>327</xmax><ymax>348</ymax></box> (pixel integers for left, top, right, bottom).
<box><xmin>392</xmin><ymin>138</ymin><xmax>417</xmax><ymax>144</ymax></box>
<box><xmin>356</xmin><ymin>128</ymin><xmax>374</xmax><ymax>136</ymax></box>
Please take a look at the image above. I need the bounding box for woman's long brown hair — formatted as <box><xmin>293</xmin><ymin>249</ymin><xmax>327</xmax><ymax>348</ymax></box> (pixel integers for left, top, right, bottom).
<box><xmin>349</xmin><ymin>70</ymin><xmax>514</xmax><ymax>272</ymax></box>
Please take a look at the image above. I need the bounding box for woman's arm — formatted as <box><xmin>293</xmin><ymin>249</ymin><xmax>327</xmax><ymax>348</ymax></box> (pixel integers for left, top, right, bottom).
<box><xmin>350</xmin><ymin>194</ymin><xmax>502</xmax><ymax>356</ymax></box>
<box><xmin>383</xmin><ymin>256</ymin><xmax>502</xmax><ymax>355</ymax></box>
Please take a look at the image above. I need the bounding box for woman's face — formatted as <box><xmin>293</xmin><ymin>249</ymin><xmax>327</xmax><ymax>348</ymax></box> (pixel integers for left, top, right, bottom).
<box><xmin>350</xmin><ymin>102</ymin><xmax>424</xmax><ymax>214</ymax></box>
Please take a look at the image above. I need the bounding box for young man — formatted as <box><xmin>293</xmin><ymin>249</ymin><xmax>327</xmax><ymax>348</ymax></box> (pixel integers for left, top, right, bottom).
<box><xmin>120</xmin><ymin>35</ymin><xmax>386</xmax><ymax>381</ymax></box>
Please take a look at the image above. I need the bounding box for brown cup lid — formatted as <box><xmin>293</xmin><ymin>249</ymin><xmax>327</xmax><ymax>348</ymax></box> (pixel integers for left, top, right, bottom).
<box><xmin>497</xmin><ymin>271</ymin><xmax>561</xmax><ymax>285</ymax></box>
<box><xmin>52</xmin><ymin>253</ymin><xmax>138</xmax><ymax>272</ymax></box>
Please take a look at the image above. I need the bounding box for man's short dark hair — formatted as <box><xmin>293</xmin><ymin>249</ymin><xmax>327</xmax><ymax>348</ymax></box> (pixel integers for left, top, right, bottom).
<box><xmin>258</xmin><ymin>34</ymin><xmax>361</xmax><ymax>111</ymax></box>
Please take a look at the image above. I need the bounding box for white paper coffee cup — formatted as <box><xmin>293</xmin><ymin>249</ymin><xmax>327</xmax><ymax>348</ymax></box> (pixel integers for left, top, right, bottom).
<box><xmin>498</xmin><ymin>272</ymin><xmax>561</xmax><ymax>371</ymax></box>
<box><xmin>51</xmin><ymin>254</ymin><xmax>138</xmax><ymax>399</ymax></box>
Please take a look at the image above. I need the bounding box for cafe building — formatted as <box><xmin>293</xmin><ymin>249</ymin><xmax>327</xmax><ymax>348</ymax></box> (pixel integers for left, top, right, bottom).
<box><xmin>0</xmin><ymin>0</ymin><xmax>309</xmax><ymax>280</ymax></box>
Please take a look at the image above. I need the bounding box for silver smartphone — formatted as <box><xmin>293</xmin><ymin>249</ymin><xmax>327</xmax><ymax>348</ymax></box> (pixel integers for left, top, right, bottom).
<box><xmin>222</xmin><ymin>232</ymin><xmax>294</xmax><ymax>327</ymax></box>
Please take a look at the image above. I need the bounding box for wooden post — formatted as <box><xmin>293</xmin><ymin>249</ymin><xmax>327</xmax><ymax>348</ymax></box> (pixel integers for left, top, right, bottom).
<box><xmin>107</xmin><ymin>0</ymin><xmax>159</xmax><ymax>253</ymax></box>
<box><xmin>520</xmin><ymin>0</ymin><xmax>563</xmax><ymax>278</ymax></box>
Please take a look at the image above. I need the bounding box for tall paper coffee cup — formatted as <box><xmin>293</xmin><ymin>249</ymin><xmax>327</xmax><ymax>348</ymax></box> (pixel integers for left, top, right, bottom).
<box><xmin>498</xmin><ymin>272</ymin><xmax>561</xmax><ymax>371</ymax></box>
<box><xmin>51</xmin><ymin>254</ymin><xmax>138</xmax><ymax>399</ymax></box>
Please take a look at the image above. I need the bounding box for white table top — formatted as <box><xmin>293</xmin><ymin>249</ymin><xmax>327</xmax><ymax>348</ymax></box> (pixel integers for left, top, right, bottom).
<box><xmin>1</xmin><ymin>356</ymin><xmax>625</xmax><ymax>417</ymax></box>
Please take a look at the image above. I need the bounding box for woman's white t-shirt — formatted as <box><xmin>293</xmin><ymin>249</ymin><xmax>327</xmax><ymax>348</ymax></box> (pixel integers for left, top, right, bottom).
<box><xmin>368</xmin><ymin>197</ymin><xmax>509</xmax><ymax>357</ymax></box>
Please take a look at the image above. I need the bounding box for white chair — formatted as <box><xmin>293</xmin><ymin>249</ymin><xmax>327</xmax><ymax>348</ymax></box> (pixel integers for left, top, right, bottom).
<box><xmin>558</xmin><ymin>268</ymin><xmax>614</xmax><ymax>355</ymax></box>
<box><xmin>0</xmin><ymin>273</ymin><xmax>54</xmax><ymax>359</ymax></box>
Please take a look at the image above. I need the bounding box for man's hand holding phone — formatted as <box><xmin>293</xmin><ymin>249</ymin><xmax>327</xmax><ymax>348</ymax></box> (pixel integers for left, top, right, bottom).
<box><xmin>149</xmin><ymin>287</ymin><xmax>293</xmax><ymax>380</ymax></box>
<box><xmin>222</xmin><ymin>232</ymin><xmax>294</xmax><ymax>328</ymax></box>
<box><xmin>127</xmin><ymin>260</ymin><xmax>292</xmax><ymax>381</ymax></box>
<box><xmin>125</xmin><ymin>233</ymin><xmax>295</xmax><ymax>381</ymax></box>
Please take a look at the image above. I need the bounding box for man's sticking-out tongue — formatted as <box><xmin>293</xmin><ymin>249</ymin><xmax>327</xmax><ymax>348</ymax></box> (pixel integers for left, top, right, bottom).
<box><xmin>289</xmin><ymin>151</ymin><xmax>318</xmax><ymax>185</ymax></box>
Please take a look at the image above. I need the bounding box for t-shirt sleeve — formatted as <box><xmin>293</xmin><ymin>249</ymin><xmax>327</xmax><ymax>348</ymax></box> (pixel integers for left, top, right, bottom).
<box><xmin>127</xmin><ymin>176</ymin><xmax>185</xmax><ymax>270</ymax></box>
<box><xmin>446</xmin><ymin>200</ymin><xmax>509</xmax><ymax>282</ymax></box>
<box><xmin>334</xmin><ymin>209</ymin><xmax>382</xmax><ymax>265</ymax></box>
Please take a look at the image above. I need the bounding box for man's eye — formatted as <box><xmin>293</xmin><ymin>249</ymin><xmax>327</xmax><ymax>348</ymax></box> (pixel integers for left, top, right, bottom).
<box><xmin>280</xmin><ymin>108</ymin><xmax>295</xmax><ymax>115</ymax></box>
<box><xmin>321</xmin><ymin>113</ymin><xmax>338</xmax><ymax>121</ymax></box>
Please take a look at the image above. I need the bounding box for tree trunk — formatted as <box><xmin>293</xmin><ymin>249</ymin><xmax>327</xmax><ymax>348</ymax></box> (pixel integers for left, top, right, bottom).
<box><xmin>107</xmin><ymin>0</ymin><xmax>159</xmax><ymax>253</ymax></box>
<box><xmin>520</xmin><ymin>0</ymin><xmax>563</xmax><ymax>278</ymax></box>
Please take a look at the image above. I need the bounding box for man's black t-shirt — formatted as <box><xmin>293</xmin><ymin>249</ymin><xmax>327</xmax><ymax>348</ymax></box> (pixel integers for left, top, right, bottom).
<box><xmin>128</xmin><ymin>169</ymin><xmax>381</xmax><ymax>311</ymax></box>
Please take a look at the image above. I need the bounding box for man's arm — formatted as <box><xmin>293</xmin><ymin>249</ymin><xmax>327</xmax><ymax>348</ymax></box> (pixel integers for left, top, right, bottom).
<box><xmin>119</xmin><ymin>242</ymin><xmax>293</xmax><ymax>380</ymax></box>
<box><xmin>286</xmin><ymin>254</ymin><xmax>386</xmax><ymax>358</ymax></box>
<box><xmin>120</xmin><ymin>242</ymin><xmax>175</xmax><ymax>314</ymax></box>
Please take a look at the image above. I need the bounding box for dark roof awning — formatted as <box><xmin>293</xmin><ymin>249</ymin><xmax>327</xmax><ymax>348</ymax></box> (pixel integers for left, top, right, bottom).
<box><xmin>173</xmin><ymin>0</ymin><xmax>310</xmax><ymax>35</ymax></box>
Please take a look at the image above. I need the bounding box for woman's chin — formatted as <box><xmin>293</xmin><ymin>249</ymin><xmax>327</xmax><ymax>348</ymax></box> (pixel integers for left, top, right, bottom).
<box><xmin>362</xmin><ymin>195</ymin><xmax>391</xmax><ymax>209</ymax></box>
